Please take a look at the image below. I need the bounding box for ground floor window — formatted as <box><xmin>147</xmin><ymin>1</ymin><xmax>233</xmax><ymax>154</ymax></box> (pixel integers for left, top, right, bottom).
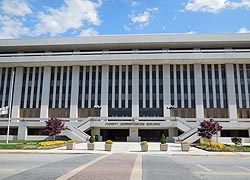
<box><xmin>27</xmin><ymin>128</ymin><xmax>48</xmax><ymax>135</ymax></box>
<box><xmin>139</xmin><ymin>129</ymin><xmax>168</xmax><ymax>142</ymax></box>
<box><xmin>221</xmin><ymin>130</ymin><xmax>249</xmax><ymax>137</ymax></box>
<box><xmin>101</xmin><ymin>129</ymin><xmax>129</xmax><ymax>141</ymax></box>
<box><xmin>0</xmin><ymin>128</ymin><xmax>18</xmax><ymax>135</ymax></box>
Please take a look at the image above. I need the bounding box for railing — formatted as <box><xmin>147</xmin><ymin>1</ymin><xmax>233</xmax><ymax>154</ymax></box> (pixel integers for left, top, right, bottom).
<box><xmin>1</xmin><ymin>48</ymin><xmax>250</xmax><ymax>58</ymax></box>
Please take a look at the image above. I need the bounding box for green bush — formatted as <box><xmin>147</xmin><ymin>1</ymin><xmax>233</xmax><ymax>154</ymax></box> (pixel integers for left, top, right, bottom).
<box><xmin>231</xmin><ymin>137</ymin><xmax>242</xmax><ymax>145</ymax></box>
<box><xmin>160</xmin><ymin>134</ymin><xmax>167</xmax><ymax>144</ymax></box>
<box><xmin>89</xmin><ymin>135</ymin><xmax>95</xmax><ymax>143</ymax></box>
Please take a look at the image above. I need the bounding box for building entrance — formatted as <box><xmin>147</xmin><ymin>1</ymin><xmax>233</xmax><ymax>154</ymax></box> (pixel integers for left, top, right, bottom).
<box><xmin>101</xmin><ymin>129</ymin><xmax>129</xmax><ymax>141</ymax></box>
<box><xmin>139</xmin><ymin>129</ymin><xmax>168</xmax><ymax>142</ymax></box>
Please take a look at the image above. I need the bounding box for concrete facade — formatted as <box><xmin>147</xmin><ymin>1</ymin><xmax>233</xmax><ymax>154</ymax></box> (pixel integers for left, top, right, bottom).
<box><xmin>0</xmin><ymin>33</ymin><xmax>250</xmax><ymax>142</ymax></box>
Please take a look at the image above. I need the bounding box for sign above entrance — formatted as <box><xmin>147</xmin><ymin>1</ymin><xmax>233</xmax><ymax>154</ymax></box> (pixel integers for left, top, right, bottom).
<box><xmin>104</xmin><ymin>122</ymin><xmax>161</xmax><ymax>126</ymax></box>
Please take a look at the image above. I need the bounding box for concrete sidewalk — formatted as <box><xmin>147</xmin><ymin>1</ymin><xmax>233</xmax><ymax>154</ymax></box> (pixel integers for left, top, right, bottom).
<box><xmin>1</xmin><ymin>142</ymin><xmax>250</xmax><ymax>156</ymax></box>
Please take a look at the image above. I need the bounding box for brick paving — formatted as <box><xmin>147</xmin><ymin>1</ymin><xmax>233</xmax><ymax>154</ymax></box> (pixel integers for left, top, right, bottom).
<box><xmin>68</xmin><ymin>154</ymin><xmax>137</xmax><ymax>180</ymax></box>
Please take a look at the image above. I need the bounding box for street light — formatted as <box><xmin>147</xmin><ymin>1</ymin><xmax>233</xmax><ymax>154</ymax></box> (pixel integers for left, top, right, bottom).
<box><xmin>94</xmin><ymin>105</ymin><xmax>102</xmax><ymax>117</ymax></box>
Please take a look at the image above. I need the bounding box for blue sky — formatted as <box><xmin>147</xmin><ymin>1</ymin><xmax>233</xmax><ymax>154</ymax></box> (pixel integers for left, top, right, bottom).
<box><xmin>0</xmin><ymin>0</ymin><xmax>250</xmax><ymax>39</ymax></box>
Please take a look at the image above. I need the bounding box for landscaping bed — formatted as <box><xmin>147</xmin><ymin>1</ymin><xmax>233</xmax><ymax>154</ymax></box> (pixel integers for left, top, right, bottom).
<box><xmin>0</xmin><ymin>140</ymin><xmax>69</xmax><ymax>150</ymax></box>
<box><xmin>193</xmin><ymin>142</ymin><xmax>250</xmax><ymax>152</ymax></box>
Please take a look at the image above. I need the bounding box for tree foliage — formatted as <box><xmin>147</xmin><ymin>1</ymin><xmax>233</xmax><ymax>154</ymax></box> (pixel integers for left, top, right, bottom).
<box><xmin>197</xmin><ymin>118</ymin><xmax>222</xmax><ymax>140</ymax></box>
<box><xmin>89</xmin><ymin>134</ymin><xmax>95</xmax><ymax>143</ymax></box>
<box><xmin>160</xmin><ymin>133</ymin><xmax>167</xmax><ymax>144</ymax></box>
<box><xmin>44</xmin><ymin>118</ymin><xmax>65</xmax><ymax>138</ymax></box>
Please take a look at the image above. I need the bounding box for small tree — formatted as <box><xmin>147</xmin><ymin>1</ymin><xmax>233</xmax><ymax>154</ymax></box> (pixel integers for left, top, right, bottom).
<box><xmin>44</xmin><ymin>118</ymin><xmax>65</xmax><ymax>141</ymax></box>
<box><xmin>160</xmin><ymin>134</ymin><xmax>167</xmax><ymax>144</ymax></box>
<box><xmin>89</xmin><ymin>134</ymin><xmax>95</xmax><ymax>143</ymax></box>
<box><xmin>197</xmin><ymin>118</ymin><xmax>222</xmax><ymax>140</ymax></box>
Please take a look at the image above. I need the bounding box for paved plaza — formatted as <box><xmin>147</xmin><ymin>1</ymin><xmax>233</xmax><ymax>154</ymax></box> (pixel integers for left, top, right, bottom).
<box><xmin>1</xmin><ymin>143</ymin><xmax>250</xmax><ymax>180</ymax></box>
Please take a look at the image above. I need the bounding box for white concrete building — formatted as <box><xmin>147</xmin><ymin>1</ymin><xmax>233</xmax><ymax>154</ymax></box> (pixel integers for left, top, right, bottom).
<box><xmin>0</xmin><ymin>33</ymin><xmax>250</xmax><ymax>143</ymax></box>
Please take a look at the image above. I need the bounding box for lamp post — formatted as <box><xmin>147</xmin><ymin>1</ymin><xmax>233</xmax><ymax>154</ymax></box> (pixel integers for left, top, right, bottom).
<box><xmin>94</xmin><ymin>105</ymin><xmax>102</xmax><ymax>117</ymax></box>
<box><xmin>6</xmin><ymin>70</ymin><xmax>15</xmax><ymax>144</ymax></box>
<box><xmin>167</xmin><ymin>105</ymin><xmax>177</xmax><ymax>120</ymax></box>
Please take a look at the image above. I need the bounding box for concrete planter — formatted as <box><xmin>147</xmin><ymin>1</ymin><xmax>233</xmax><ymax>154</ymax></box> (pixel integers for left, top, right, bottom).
<box><xmin>181</xmin><ymin>144</ymin><xmax>190</xmax><ymax>151</ymax></box>
<box><xmin>66</xmin><ymin>143</ymin><xmax>75</xmax><ymax>150</ymax></box>
<box><xmin>141</xmin><ymin>144</ymin><xmax>148</xmax><ymax>152</ymax></box>
<box><xmin>160</xmin><ymin>144</ymin><xmax>168</xmax><ymax>151</ymax></box>
<box><xmin>87</xmin><ymin>143</ymin><xmax>94</xmax><ymax>150</ymax></box>
<box><xmin>105</xmin><ymin>144</ymin><xmax>112</xmax><ymax>151</ymax></box>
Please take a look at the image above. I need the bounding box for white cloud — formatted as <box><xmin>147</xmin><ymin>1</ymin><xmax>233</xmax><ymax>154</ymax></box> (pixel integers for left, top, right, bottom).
<box><xmin>0</xmin><ymin>15</ymin><xmax>30</xmax><ymax>38</ymax></box>
<box><xmin>124</xmin><ymin>25</ymin><xmax>131</xmax><ymax>31</ymax></box>
<box><xmin>79</xmin><ymin>28</ymin><xmax>99</xmax><ymax>36</ymax></box>
<box><xmin>129</xmin><ymin>8</ymin><xmax>158</xmax><ymax>29</ymax></box>
<box><xmin>230</xmin><ymin>0</ymin><xmax>250</xmax><ymax>8</ymax></box>
<box><xmin>185</xmin><ymin>0</ymin><xmax>228</xmax><ymax>13</ymax></box>
<box><xmin>185</xmin><ymin>0</ymin><xmax>250</xmax><ymax>13</ymax></box>
<box><xmin>238</xmin><ymin>27</ymin><xmax>250</xmax><ymax>33</ymax></box>
<box><xmin>131</xmin><ymin>1</ymin><xmax>141</xmax><ymax>7</ymax></box>
<box><xmin>1</xmin><ymin>0</ymin><xmax>32</xmax><ymax>16</ymax></box>
<box><xmin>32</xmin><ymin>0</ymin><xmax>102</xmax><ymax>36</ymax></box>
<box><xmin>185</xmin><ymin>31</ymin><xmax>196</xmax><ymax>34</ymax></box>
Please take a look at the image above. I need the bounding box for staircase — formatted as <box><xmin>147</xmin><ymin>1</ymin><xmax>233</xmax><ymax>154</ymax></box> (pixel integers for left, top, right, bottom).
<box><xmin>61</xmin><ymin>123</ymin><xmax>90</xmax><ymax>142</ymax></box>
<box><xmin>174</xmin><ymin>118</ymin><xmax>200</xmax><ymax>144</ymax></box>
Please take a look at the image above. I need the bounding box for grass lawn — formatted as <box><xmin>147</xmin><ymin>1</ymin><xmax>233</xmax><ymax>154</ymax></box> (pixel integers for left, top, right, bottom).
<box><xmin>0</xmin><ymin>140</ymin><xmax>41</xmax><ymax>149</ymax></box>
<box><xmin>0</xmin><ymin>140</ymin><xmax>67</xmax><ymax>149</ymax></box>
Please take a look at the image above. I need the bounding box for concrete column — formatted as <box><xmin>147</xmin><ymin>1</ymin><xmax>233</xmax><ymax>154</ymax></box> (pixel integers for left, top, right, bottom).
<box><xmin>36</xmin><ymin>67</ymin><xmax>42</xmax><ymax>108</ymax></box>
<box><xmin>236</xmin><ymin>64</ymin><xmax>242</xmax><ymax>108</ymax></box>
<box><xmin>112</xmin><ymin>65</ymin><xmax>115</xmax><ymax>108</ymax></box>
<box><xmin>218</xmin><ymin>65</ymin><xmax>224</xmax><ymax>108</ymax></box>
<box><xmin>163</xmin><ymin>64</ymin><xmax>171</xmax><ymax>117</ymax></box>
<box><xmin>180</xmin><ymin>65</ymin><xmax>184</xmax><ymax>108</ymax></box>
<box><xmin>149</xmin><ymin>65</ymin><xmax>153</xmax><ymax>108</ymax></box>
<box><xmin>95</xmin><ymin>66</ymin><xmax>99</xmax><ymax>106</ymax></box>
<box><xmin>17</xmin><ymin>122</ymin><xmax>27</xmax><ymax>140</ymax></box>
<box><xmin>88</xmin><ymin>66</ymin><xmax>93</xmax><ymax>108</ymax></box>
<box><xmin>65</xmin><ymin>66</ymin><xmax>70</xmax><ymax>108</ymax></box>
<box><xmin>59</xmin><ymin>67</ymin><xmax>63</xmax><ymax>108</ymax></box>
<box><xmin>92</xmin><ymin>128</ymin><xmax>102</xmax><ymax>141</ymax></box>
<box><xmin>168</xmin><ymin>128</ymin><xmax>178</xmax><ymax>142</ymax></box>
<box><xmin>132</xmin><ymin>65</ymin><xmax>139</xmax><ymax>117</ymax></box>
<box><xmin>212</xmin><ymin>64</ymin><xmax>217</xmax><ymax>108</ymax></box>
<box><xmin>118</xmin><ymin>65</ymin><xmax>122</xmax><ymax>108</ymax></box>
<box><xmin>226</xmin><ymin>64</ymin><xmax>237</xmax><ymax>119</ymax></box>
<box><xmin>40</xmin><ymin>66</ymin><xmax>51</xmax><ymax>119</ymax></box>
<box><xmin>205</xmin><ymin>64</ymin><xmax>210</xmax><ymax>108</ymax></box>
<box><xmin>143</xmin><ymin>65</ymin><xmax>146</xmax><ymax>108</ymax></box>
<box><xmin>52</xmin><ymin>67</ymin><xmax>57</xmax><ymax>108</ymax></box>
<box><xmin>128</xmin><ymin>127</ymin><xmax>140</xmax><ymax>142</ymax></box>
<box><xmin>156</xmin><ymin>65</ymin><xmax>160</xmax><ymax>108</ymax></box>
<box><xmin>194</xmin><ymin>64</ymin><xmax>204</xmax><ymax>119</ymax></box>
<box><xmin>174</xmin><ymin>65</ymin><xmax>177</xmax><ymax>107</ymax></box>
<box><xmin>101</xmin><ymin>65</ymin><xmax>109</xmax><ymax>117</ymax></box>
<box><xmin>81</xmin><ymin>66</ymin><xmax>86</xmax><ymax>108</ymax></box>
<box><xmin>243</xmin><ymin>64</ymin><xmax>250</xmax><ymax>108</ymax></box>
<box><xmin>187</xmin><ymin>65</ymin><xmax>192</xmax><ymax>108</ymax></box>
<box><xmin>30</xmin><ymin>68</ymin><xmax>36</xmax><ymax>108</ymax></box>
<box><xmin>125</xmin><ymin>65</ymin><xmax>129</xmax><ymax>108</ymax></box>
<box><xmin>70</xmin><ymin>66</ymin><xmax>79</xmax><ymax>120</ymax></box>
<box><xmin>23</xmin><ymin>68</ymin><xmax>30</xmax><ymax>108</ymax></box>
<box><xmin>12</xmin><ymin>67</ymin><xmax>23</xmax><ymax>119</ymax></box>
<box><xmin>2</xmin><ymin>68</ymin><xmax>8</xmax><ymax>107</ymax></box>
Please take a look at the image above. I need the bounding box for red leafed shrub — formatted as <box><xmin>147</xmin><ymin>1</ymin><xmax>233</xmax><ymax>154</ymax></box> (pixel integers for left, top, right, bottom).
<box><xmin>197</xmin><ymin>118</ymin><xmax>222</xmax><ymax>140</ymax></box>
<box><xmin>44</xmin><ymin>118</ymin><xmax>65</xmax><ymax>140</ymax></box>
